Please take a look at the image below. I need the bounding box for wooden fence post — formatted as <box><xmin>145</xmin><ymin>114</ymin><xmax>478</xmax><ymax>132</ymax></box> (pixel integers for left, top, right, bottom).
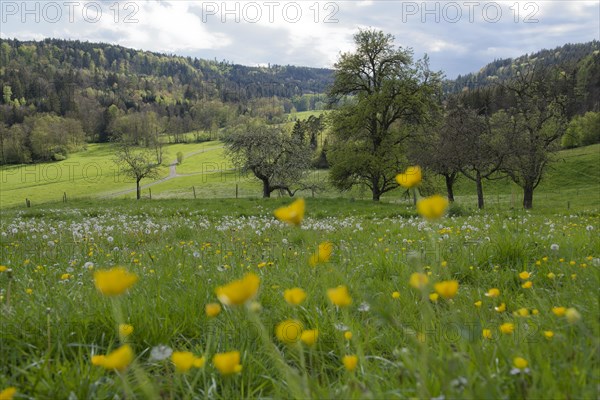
<box><xmin>149</xmin><ymin>188</ymin><xmax>152</xmax><ymax>199</ymax></box>
<box><xmin>193</xmin><ymin>186</ymin><xmax>196</xmax><ymax>199</ymax></box>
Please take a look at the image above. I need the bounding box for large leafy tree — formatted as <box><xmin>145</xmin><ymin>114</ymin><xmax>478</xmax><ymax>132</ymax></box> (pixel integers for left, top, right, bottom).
<box><xmin>327</xmin><ymin>29</ymin><xmax>441</xmax><ymax>201</ymax></box>
<box><xmin>225</xmin><ymin>120</ymin><xmax>312</xmax><ymax>198</ymax></box>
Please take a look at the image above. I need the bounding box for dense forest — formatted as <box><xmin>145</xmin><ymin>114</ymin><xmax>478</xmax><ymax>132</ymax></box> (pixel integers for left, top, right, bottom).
<box><xmin>0</xmin><ymin>38</ymin><xmax>598</xmax><ymax>165</ymax></box>
<box><xmin>444</xmin><ymin>41</ymin><xmax>600</xmax><ymax>115</ymax></box>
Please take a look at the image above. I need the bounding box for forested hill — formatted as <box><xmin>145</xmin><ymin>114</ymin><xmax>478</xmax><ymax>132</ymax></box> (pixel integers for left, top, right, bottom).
<box><xmin>444</xmin><ymin>41</ymin><xmax>600</xmax><ymax>98</ymax></box>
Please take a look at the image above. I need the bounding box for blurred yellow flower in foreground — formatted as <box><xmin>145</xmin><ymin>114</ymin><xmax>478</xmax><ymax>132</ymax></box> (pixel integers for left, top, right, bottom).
<box><xmin>543</xmin><ymin>330</ymin><xmax>554</xmax><ymax>339</ymax></box>
<box><xmin>327</xmin><ymin>286</ymin><xmax>352</xmax><ymax>307</ymax></box>
<box><xmin>284</xmin><ymin>288</ymin><xmax>307</xmax><ymax>305</ymax></box>
<box><xmin>300</xmin><ymin>329</ymin><xmax>319</xmax><ymax>346</ymax></box>
<box><xmin>519</xmin><ymin>271</ymin><xmax>531</xmax><ymax>280</ymax></box>
<box><xmin>552</xmin><ymin>307</ymin><xmax>566</xmax><ymax>317</ymax></box>
<box><xmin>499</xmin><ymin>323</ymin><xmax>515</xmax><ymax>334</ymax></box>
<box><xmin>275</xmin><ymin>320</ymin><xmax>303</xmax><ymax>344</ymax></box>
<box><xmin>119</xmin><ymin>324</ymin><xmax>134</xmax><ymax>338</ymax></box>
<box><xmin>396</xmin><ymin>166</ymin><xmax>422</xmax><ymax>189</ymax></box>
<box><xmin>513</xmin><ymin>357</ymin><xmax>528</xmax><ymax>370</ymax></box>
<box><xmin>93</xmin><ymin>267</ymin><xmax>138</xmax><ymax>296</ymax></box>
<box><xmin>565</xmin><ymin>308</ymin><xmax>581</xmax><ymax>324</ymax></box>
<box><xmin>343</xmin><ymin>355</ymin><xmax>358</xmax><ymax>372</ymax></box>
<box><xmin>215</xmin><ymin>273</ymin><xmax>260</xmax><ymax>306</ymax></box>
<box><xmin>482</xmin><ymin>329</ymin><xmax>492</xmax><ymax>339</ymax></box>
<box><xmin>205</xmin><ymin>303</ymin><xmax>222</xmax><ymax>317</ymax></box>
<box><xmin>309</xmin><ymin>242</ymin><xmax>333</xmax><ymax>267</ymax></box>
<box><xmin>417</xmin><ymin>195</ymin><xmax>449</xmax><ymax>220</ymax></box>
<box><xmin>521</xmin><ymin>281</ymin><xmax>533</xmax><ymax>289</ymax></box>
<box><xmin>434</xmin><ymin>280</ymin><xmax>459</xmax><ymax>299</ymax></box>
<box><xmin>409</xmin><ymin>272</ymin><xmax>429</xmax><ymax>290</ymax></box>
<box><xmin>92</xmin><ymin>344</ymin><xmax>134</xmax><ymax>371</ymax></box>
<box><xmin>171</xmin><ymin>351</ymin><xmax>205</xmax><ymax>373</ymax></box>
<box><xmin>213</xmin><ymin>351</ymin><xmax>242</xmax><ymax>375</ymax></box>
<box><xmin>0</xmin><ymin>387</ymin><xmax>17</xmax><ymax>400</ymax></box>
<box><xmin>274</xmin><ymin>198</ymin><xmax>305</xmax><ymax>226</ymax></box>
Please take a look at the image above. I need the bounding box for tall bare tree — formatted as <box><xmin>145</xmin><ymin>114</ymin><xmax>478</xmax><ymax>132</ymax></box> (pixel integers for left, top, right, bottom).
<box><xmin>497</xmin><ymin>67</ymin><xmax>568</xmax><ymax>209</ymax></box>
<box><xmin>225</xmin><ymin>120</ymin><xmax>312</xmax><ymax>198</ymax></box>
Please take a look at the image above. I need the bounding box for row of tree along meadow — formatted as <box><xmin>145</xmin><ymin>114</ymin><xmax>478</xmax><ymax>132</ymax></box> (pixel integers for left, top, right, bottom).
<box><xmin>225</xmin><ymin>30</ymin><xmax>598</xmax><ymax>209</ymax></box>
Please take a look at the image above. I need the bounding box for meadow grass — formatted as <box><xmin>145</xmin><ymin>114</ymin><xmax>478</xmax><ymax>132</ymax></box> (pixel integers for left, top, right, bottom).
<box><xmin>0</xmin><ymin>196</ymin><xmax>598</xmax><ymax>399</ymax></box>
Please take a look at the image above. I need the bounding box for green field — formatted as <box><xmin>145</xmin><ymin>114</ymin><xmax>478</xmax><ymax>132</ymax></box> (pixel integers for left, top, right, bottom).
<box><xmin>0</xmin><ymin>195</ymin><xmax>598</xmax><ymax>398</ymax></box>
<box><xmin>1</xmin><ymin>143</ymin><xmax>599</xmax><ymax>213</ymax></box>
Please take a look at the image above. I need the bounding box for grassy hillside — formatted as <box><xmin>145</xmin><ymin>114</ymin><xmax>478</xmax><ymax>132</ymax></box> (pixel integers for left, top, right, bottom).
<box><xmin>1</xmin><ymin>143</ymin><xmax>598</xmax><ymax>212</ymax></box>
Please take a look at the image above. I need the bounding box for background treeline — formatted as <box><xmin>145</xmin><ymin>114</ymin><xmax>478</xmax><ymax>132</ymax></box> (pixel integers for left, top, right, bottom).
<box><xmin>443</xmin><ymin>41</ymin><xmax>599</xmax><ymax>115</ymax></box>
<box><xmin>0</xmin><ymin>38</ymin><xmax>332</xmax><ymax>163</ymax></box>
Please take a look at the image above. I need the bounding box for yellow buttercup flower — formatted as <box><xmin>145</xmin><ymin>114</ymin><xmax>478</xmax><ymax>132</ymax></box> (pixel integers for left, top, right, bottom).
<box><xmin>552</xmin><ymin>306</ymin><xmax>566</xmax><ymax>317</ymax></box>
<box><xmin>482</xmin><ymin>329</ymin><xmax>492</xmax><ymax>339</ymax></box>
<box><xmin>519</xmin><ymin>271</ymin><xmax>531</xmax><ymax>280</ymax></box>
<box><xmin>409</xmin><ymin>272</ymin><xmax>429</xmax><ymax>290</ymax></box>
<box><xmin>499</xmin><ymin>322</ymin><xmax>515</xmax><ymax>334</ymax></box>
<box><xmin>342</xmin><ymin>355</ymin><xmax>358</xmax><ymax>372</ymax></box>
<box><xmin>327</xmin><ymin>286</ymin><xmax>352</xmax><ymax>307</ymax></box>
<box><xmin>0</xmin><ymin>387</ymin><xmax>17</xmax><ymax>400</ymax></box>
<box><xmin>274</xmin><ymin>198</ymin><xmax>305</xmax><ymax>226</ymax></box>
<box><xmin>396</xmin><ymin>166</ymin><xmax>422</xmax><ymax>189</ymax></box>
<box><xmin>275</xmin><ymin>320</ymin><xmax>303</xmax><ymax>344</ymax></box>
<box><xmin>300</xmin><ymin>329</ymin><xmax>319</xmax><ymax>346</ymax></box>
<box><xmin>474</xmin><ymin>300</ymin><xmax>482</xmax><ymax>307</ymax></box>
<box><xmin>171</xmin><ymin>351</ymin><xmax>205</xmax><ymax>373</ymax></box>
<box><xmin>521</xmin><ymin>281</ymin><xmax>533</xmax><ymax>289</ymax></box>
<box><xmin>215</xmin><ymin>273</ymin><xmax>260</xmax><ymax>306</ymax></box>
<box><xmin>392</xmin><ymin>291</ymin><xmax>400</xmax><ymax>299</ymax></box>
<box><xmin>119</xmin><ymin>324</ymin><xmax>134</xmax><ymax>338</ymax></box>
<box><xmin>429</xmin><ymin>293</ymin><xmax>439</xmax><ymax>302</ymax></box>
<box><xmin>495</xmin><ymin>303</ymin><xmax>506</xmax><ymax>312</ymax></box>
<box><xmin>485</xmin><ymin>288</ymin><xmax>500</xmax><ymax>298</ymax></box>
<box><xmin>0</xmin><ymin>266</ymin><xmax>7</xmax><ymax>273</ymax></box>
<box><xmin>213</xmin><ymin>351</ymin><xmax>242</xmax><ymax>375</ymax></box>
<box><xmin>344</xmin><ymin>331</ymin><xmax>353</xmax><ymax>340</ymax></box>
<box><xmin>205</xmin><ymin>303</ymin><xmax>222</xmax><ymax>317</ymax></box>
<box><xmin>543</xmin><ymin>330</ymin><xmax>554</xmax><ymax>339</ymax></box>
<box><xmin>515</xmin><ymin>308</ymin><xmax>529</xmax><ymax>317</ymax></box>
<box><xmin>547</xmin><ymin>272</ymin><xmax>556</xmax><ymax>279</ymax></box>
<box><xmin>91</xmin><ymin>344</ymin><xmax>134</xmax><ymax>371</ymax></box>
<box><xmin>417</xmin><ymin>195</ymin><xmax>449</xmax><ymax>220</ymax></box>
<box><xmin>434</xmin><ymin>280</ymin><xmax>459</xmax><ymax>300</ymax></box>
<box><xmin>309</xmin><ymin>242</ymin><xmax>333</xmax><ymax>266</ymax></box>
<box><xmin>513</xmin><ymin>357</ymin><xmax>528</xmax><ymax>370</ymax></box>
<box><xmin>93</xmin><ymin>267</ymin><xmax>138</xmax><ymax>296</ymax></box>
<box><xmin>284</xmin><ymin>288</ymin><xmax>307</xmax><ymax>305</ymax></box>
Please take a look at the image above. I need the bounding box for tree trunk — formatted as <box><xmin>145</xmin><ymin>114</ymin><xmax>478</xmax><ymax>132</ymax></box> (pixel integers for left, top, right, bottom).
<box><xmin>523</xmin><ymin>183</ymin><xmax>534</xmax><ymax>209</ymax></box>
<box><xmin>262</xmin><ymin>179</ymin><xmax>271</xmax><ymax>198</ymax></box>
<box><xmin>136</xmin><ymin>179</ymin><xmax>141</xmax><ymax>200</ymax></box>
<box><xmin>476</xmin><ymin>171</ymin><xmax>484</xmax><ymax>209</ymax></box>
<box><xmin>445</xmin><ymin>175</ymin><xmax>455</xmax><ymax>203</ymax></box>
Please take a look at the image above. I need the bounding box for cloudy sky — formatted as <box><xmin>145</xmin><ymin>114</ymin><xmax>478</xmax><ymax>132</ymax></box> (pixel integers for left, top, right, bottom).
<box><xmin>1</xmin><ymin>0</ymin><xmax>598</xmax><ymax>77</ymax></box>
